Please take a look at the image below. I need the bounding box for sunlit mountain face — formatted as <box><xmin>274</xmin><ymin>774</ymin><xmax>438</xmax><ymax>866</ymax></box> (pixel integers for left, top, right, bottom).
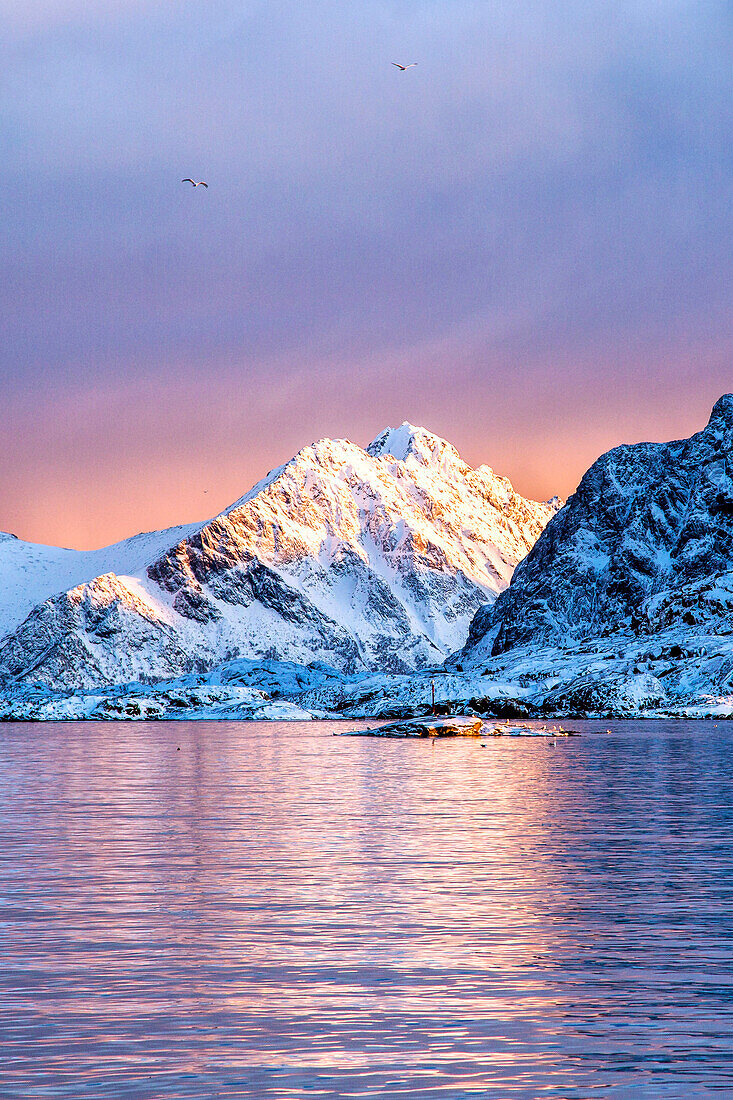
<box><xmin>0</xmin><ymin>424</ymin><xmax>559</xmax><ymax>691</ymax></box>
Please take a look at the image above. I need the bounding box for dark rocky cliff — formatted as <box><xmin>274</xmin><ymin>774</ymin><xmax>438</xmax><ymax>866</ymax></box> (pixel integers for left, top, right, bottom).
<box><xmin>460</xmin><ymin>395</ymin><xmax>733</xmax><ymax>660</ymax></box>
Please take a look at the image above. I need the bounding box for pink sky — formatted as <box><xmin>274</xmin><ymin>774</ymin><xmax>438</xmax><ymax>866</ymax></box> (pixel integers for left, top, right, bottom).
<box><xmin>2</xmin><ymin>1</ymin><xmax>730</xmax><ymax>547</ymax></box>
<box><xmin>4</xmin><ymin>331</ymin><xmax>730</xmax><ymax>549</ymax></box>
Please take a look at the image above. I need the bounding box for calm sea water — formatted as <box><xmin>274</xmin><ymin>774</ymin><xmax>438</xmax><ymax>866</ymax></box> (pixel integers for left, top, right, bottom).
<box><xmin>1</xmin><ymin>719</ymin><xmax>732</xmax><ymax>1098</ymax></box>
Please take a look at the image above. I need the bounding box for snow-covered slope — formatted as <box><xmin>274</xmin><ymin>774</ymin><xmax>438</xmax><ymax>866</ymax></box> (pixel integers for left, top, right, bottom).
<box><xmin>0</xmin><ymin>424</ymin><xmax>558</xmax><ymax>691</ymax></box>
<box><xmin>0</xmin><ymin>523</ymin><xmax>202</xmax><ymax>642</ymax></box>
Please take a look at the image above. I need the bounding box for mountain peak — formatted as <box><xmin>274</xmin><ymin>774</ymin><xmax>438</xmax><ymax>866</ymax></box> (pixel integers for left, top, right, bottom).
<box><xmin>707</xmin><ymin>393</ymin><xmax>733</xmax><ymax>431</ymax></box>
<box><xmin>367</xmin><ymin>422</ymin><xmax>460</xmax><ymax>469</ymax></box>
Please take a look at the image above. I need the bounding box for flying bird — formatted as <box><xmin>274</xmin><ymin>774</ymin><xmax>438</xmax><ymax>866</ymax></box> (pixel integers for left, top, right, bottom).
<box><xmin>182</xmin><ymin>179</ymin><xmax>208</xmax><ymax>188</ymax></box>
<box><xmin>392</xmin><ymin>62</ymin><xmax>418</xmax><ymax>70</ymax></box>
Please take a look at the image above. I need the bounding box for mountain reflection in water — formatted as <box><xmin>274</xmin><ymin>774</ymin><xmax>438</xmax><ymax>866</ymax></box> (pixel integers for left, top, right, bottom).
<box><xmin>1</xmin><ymin>719</ymin><xmax>732</xmax><ymax>1098</ymax></box>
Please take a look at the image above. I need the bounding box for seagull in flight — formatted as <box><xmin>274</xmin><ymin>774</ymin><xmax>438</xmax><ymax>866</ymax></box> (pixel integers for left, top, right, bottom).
<box><xmin>182</xmin><ymin>178</ymin><xmax>208</xmax><ymax>188</ymax></box>
<box><xmin>392</xmin><ymin>62</ymin><xmax>418</xmax><ymax>71</ymax></box>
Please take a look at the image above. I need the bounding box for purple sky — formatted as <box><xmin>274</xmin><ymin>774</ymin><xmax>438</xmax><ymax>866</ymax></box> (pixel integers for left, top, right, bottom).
<box><xmin>2</xmin><ymin>0</ymin><xmax>731</xmax><ymax>548</ymax></box>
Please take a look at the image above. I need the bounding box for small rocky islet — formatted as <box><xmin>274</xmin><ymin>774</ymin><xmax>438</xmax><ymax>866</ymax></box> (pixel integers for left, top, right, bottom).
<box><xmin>341</xmin><ymin>716</ymin><xmax>576</xmax><ymax>738</ymax></box>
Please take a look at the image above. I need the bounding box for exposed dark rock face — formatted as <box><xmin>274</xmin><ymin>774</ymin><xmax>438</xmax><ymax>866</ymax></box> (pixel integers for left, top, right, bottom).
<box><xmin>172</xmin><ymin>587</ymin><xmax>222</xmax><ymax>623</ymax></box>
<box><xmin>461</xmin><ymin>395</ymin><xmax>733</xmax><ymax>660</ymax></box>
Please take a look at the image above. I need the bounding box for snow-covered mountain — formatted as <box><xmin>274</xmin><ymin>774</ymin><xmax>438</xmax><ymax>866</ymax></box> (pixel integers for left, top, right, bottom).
<box><xmin>460</xmin><ymin>394</ymin><xmax>733</xmax><ymax>661</ymax></box>
<box><xmin>0</xmin><ymin>424</ymin><xmax>558</xmax><ymax>691</ymax></box>
<box><xmin>7</xmin><ymin>398</ymin><xmax>733</xmax><ymax>721</ymax></box>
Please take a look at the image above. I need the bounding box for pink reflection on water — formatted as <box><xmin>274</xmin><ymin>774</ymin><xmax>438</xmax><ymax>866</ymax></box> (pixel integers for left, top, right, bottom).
<box><xmin>1</xmin><ymin>719</ymin><xmax>731</xmax><ymax>1096</ymax></box>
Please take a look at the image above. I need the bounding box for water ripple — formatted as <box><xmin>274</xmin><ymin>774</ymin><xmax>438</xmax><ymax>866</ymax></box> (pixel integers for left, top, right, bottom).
<box><xmin>0</xmin><ymin>719</ymin><xmax>731</xmax><ymax>1097</ymax></box>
